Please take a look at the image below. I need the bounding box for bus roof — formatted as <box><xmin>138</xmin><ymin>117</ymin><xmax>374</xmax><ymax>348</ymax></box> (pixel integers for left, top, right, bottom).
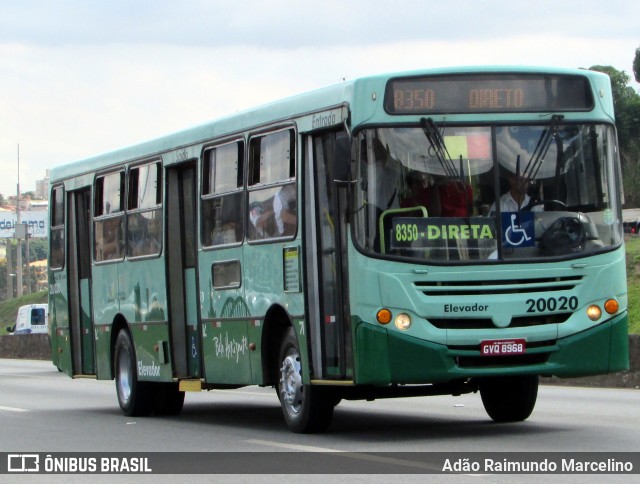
<box><xmin>49</xmin><ymin>66</ymin><xmax>611</xmax><ymax>184</ymax></box>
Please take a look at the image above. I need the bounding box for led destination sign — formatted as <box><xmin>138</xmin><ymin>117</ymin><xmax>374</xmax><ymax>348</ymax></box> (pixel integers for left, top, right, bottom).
<box><xmin>385</xmin><ymin>74</ymin><xmax>594</xmax><ymax>114</ymax></box>
<box><xmin>391</xmin><ymin>217</ymin><xmax>496</xmax><ymax>250</ymax></box>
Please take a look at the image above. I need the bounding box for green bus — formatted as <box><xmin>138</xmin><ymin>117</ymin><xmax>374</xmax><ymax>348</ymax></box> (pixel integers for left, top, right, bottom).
<box><xmin>49</xmin><ymin>66</ymin><xmax>629</xmax><ymax>433</ymax></box>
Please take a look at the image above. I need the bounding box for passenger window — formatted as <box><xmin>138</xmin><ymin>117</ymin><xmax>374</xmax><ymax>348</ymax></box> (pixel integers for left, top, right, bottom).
<box><xmin>50</xmin><ymin>185</ymin><xmax>65</xmax><ymax>270</ymax></box>
<box><xmin>95</xmin><ymin>172</ymin><xmax>124</xmax><ymax>216</ymax></box>
<box><xmin>94</xmin><ymin>171</ymin><xmax>125</xmax><ymax>262</ymax></box>
<box><xmin>128</xmin><ymin>163</ymin><xmax>162</xmax><ymax>210</ymax></box>
<box><xmin>249</xmin><ymin>130</ymin><xmax>295</xmax><ymax>186</ymax></box>
<box><xmin>248</xmin><ymin>129</ymin><xmax>297</xmax><ymax>241</ymax></box>
<box><xmin>212</xmin><ymin>260</ymin><xmax>241</xmax><ymax>289</ymax></box>
<box><xmin>202</xmin><ymin>141</ymin><xmax>244</xmax><ymax>247</ymax></box>
<box><xmin>126</xmin><ymin>162</ymin><xmax>162</xmax><ymax>258</ymax></box>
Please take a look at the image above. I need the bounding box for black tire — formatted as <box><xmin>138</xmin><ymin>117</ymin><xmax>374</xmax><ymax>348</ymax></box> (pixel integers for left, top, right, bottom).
<box><xmin>277</xmin><ymin>327</ymin><xmax>335</xmax><ymax>433</ymax></box>
<box><xmin>153</xmin><ymin>383</ymin><xmax>185</xmax><ymax>416</ymax></box>
<box><xmin>114</xmin><ymin>329</ymin><xmax>154</xmax><ymax>416</ymax></box>
<box><xmin>479</xmin><ymin>375</ymin><xmax>539</xmax><ymax>422</ymax></box>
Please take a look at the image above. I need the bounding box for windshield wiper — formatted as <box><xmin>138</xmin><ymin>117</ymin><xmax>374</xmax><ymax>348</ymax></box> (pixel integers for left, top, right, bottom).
<box><xmin>520</xmin><ymin>114</ymin><xmax>564</xmax><ymax>190</ymax></box>
<box><xmin>420</xmin><ymin>117</ymin><xmax>459</xmax><ymax>179</ymax></box>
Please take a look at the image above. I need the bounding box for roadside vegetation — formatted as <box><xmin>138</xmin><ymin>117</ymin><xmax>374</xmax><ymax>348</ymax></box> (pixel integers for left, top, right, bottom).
<box><xmin>625</xmin><ymin>236</ymin><xmax>640</xmax><ymax>334</ymax></box>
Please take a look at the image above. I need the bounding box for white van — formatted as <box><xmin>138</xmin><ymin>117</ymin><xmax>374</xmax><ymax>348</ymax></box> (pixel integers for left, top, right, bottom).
<box><xmin>10</xmin><ymin>304</ymin><xmax>49</xmax><ymax>335</ymax></box>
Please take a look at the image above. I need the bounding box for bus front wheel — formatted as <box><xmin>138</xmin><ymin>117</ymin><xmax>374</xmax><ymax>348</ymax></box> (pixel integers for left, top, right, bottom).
<box><xmin>114</xmin><ymin>329</ymin><xmax>154</xmax><ymax>417</ymax></box>
<box><xmin>277</xmin><ymin>327</ymin><xmax>335</xmax><ymax>433</ymax></box>
<box><xmin>479</xmin><ymin>375</ymin><xmax>538</xmax><ymax>422</ymax></box>
<box><xmin>153</xmin><ymin>383</ymin><xmax>185</xmax><ymax>416</ymax></box>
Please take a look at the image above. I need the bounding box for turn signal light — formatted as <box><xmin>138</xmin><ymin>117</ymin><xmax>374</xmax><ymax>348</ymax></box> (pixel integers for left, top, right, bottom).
<box><xmin>376</xmin><ymin>308</ymin><xmax>392</xmax><ymax>325</ymax></box>
<box><xmin>604</xmin><ymin>299</ymin><xmax>619</xmax><ymax>315</ymax></box>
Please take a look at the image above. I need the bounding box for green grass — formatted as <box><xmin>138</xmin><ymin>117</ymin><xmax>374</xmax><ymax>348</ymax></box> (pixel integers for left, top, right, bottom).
<box><xmin>625</xmin><ymin>236</ymin><xmax>640</xmax><ymax>335</ymax></box>
<box><xmin>0</xmin><ymin>290</ymin><xmax>48</xmax><ymax>334</ymax></box>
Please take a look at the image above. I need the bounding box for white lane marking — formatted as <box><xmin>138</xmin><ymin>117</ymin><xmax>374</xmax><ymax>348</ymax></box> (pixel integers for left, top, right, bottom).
<box><xmin>0</xmin><ymin>405</ymin><xmax>29</xmax><ymax>412</ymax></box>
<box><xmin>247</xmin><ymin>438</ymin><xmax>343</xmax><ymax>452</ymax></box>
<box><xmin>246</xmin><ymin>439</ymin><xmax>442</xmax><ymax>472</ymax></box>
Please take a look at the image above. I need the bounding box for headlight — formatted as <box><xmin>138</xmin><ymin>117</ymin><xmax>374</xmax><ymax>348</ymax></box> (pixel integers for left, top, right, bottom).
<box><xmin>586</xmin><ymin>305</ymin><xmax>602</xmax><ymax>321</ymax></box>
<box><xmin>394</xmin><ymin>313</ymin><xmax>412</xmax><ymax>330</ymax></box>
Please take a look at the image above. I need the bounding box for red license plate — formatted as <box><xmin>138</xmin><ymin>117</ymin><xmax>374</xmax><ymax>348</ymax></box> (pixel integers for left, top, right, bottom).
<box><xmin>480</xmin><ymin>339</ymin><xmax>526</xmax><ymax>356</ymax></box>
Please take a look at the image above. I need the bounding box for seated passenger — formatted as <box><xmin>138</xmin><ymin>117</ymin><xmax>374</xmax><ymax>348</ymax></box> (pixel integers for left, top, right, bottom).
<box><xmin>273</xmin><ymin>184</ymin><xmax>297</xmax><ymax>236</ymax></box>
<box><xmin>430</xmin><ymin>177</ymin><xmax>474</xmax><ymax>260</ymax></box>
<box><xmin>401</xmin><ymin>171</ymin><xmax>441</xmax><ymax>216</ymax></box>
<box><xmin>437</xmin><ymin>177</ymin><xmax>473</xmax><ymax>217</ymax></box>
<box><xmin>249</xmin><ymin>201</ymin><xmax>273</xmax><ymax>239</ymax></box>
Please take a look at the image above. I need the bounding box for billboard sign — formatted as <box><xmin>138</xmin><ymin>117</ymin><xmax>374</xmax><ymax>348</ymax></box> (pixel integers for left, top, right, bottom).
<box><xmin>0</xmin><ymin>212</ymin><xmax>48</xmax><ymax>238</ymax></box>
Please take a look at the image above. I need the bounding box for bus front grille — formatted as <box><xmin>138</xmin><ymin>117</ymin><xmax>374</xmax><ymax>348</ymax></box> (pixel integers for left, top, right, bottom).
<box><xmin>414</xmin><ymin>275</ymin><xmax>583</xmax><ymax>297</ymax></box>
<box><xmin>429</xmin><ymin>313</ymin><xmax>571</xmax><ymax>329</ymax></box>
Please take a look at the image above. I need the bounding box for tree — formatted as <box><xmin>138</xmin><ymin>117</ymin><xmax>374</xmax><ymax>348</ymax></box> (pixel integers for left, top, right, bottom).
<box><xmin>589</xmin><ymin>65</ymin><xmax>640</xmax><ymax>151</ymax></box>
<box><xmin>590</xmin><ymin>65</ymin><xmax>632</xmax><ymax>100</ymax></box>
<box><xmin>634</xmin><ymin>47</ymin><xmax>640</xmax><ymax>84</ymax></box>
<box><xmin>28</xmin><ymin>239</ymin><xmax>48</xmax><ymax>262</ymax></box>
<box><xmin>589</xmin><ymin>65</ymin><xmax>640</xmax><ymax>208</ymax></box>
<box><xmin>622</xmin><ymin>140</ymin><xmax>640</xmax><ymax>207</ymax></box>
<box><xmin>0</xmin><ymin>258</ymin><xmax>7</xmax><ymax>300</ymax></box>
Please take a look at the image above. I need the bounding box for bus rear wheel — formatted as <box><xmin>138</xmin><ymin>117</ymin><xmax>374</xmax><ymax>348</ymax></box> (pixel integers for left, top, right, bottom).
<box><xmin>479</xmin><ymin>375</ymin><xmax>538</xmax><ymax>422</ymax></box>
<box><xmin>277</xmin><ymin>327</ymin><xmax>335</xmax><ymax>433</ymax></box>
<box><xmin>114</xmin><ymin>329</ymin><xmax>154</xmax><ymax>417</ymax></box>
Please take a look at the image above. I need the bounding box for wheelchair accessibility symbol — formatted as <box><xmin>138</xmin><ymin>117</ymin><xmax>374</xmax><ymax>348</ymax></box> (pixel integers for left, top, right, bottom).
<box><xmin>501</xmin><ymin>212</ymin><xmax>535</xmax><ymax>248</ymax></box>
<box><xmin>191</xmin><ymin>335</ymin><xmax>198</xmax><ymax>359</ymax></box>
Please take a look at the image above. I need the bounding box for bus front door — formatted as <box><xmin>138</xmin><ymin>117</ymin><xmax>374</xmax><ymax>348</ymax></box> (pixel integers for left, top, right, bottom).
<box><xmin>305</xmin><ymin>130</ymin><xmax>352</xmax><ymax>380</ymax></box>
<box><xmin>166</xmin><ymin>162</ymin><xmax>202</xmax><ymax>378</ymax></box>
<box><xmin>67</xmin><ymin>188</ymin><xmax>95</xmax><ymax>375</ymax></box>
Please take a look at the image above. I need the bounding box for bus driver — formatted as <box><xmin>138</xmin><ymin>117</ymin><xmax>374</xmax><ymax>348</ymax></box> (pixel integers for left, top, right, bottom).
<box><xmin>489</xmin><ymin>172</ymin><xmax>543</xmax><ymax>216</ymax></box>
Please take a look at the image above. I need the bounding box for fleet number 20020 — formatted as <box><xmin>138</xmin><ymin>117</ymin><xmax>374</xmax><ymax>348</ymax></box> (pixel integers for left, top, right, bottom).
<box><xmin>525</xmin><ymin>296</ymin><xmax>578</xmax><ymax>313</ymax></box>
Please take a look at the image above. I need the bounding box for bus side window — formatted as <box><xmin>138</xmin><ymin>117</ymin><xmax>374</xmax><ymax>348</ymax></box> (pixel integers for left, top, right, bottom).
<box><xmin>248</xmin><ymin>129</ymin><xmax>296</xmax><ymax>241</ymax></box>
<box><xmin>94</xmin><ymin>171</ymin><xmax>125</xmax><ymax>262</ymax></box>
<box><xmin>126</xmin><ymin>162</ymin><xmax>162</xmax><ymax>258</ymax></box>
<box><xmin>95</xmin><ymin>216</ymin><xmax>124</xmax><ymax>261</ymax></box>
<box><xmin>50</xmin><ymin>185</ymin><xmax>65</xmax><ymax>270</ymax></box>
<box><xmin>202</xmin><ymin>141</ymin><xmax>244</xmax><ymax>247</ymax></box>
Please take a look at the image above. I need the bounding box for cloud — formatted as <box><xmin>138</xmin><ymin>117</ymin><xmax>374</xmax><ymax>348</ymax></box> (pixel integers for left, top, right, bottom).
<box><xmin>2</xmin><ymin>0</ymin><xmax>638</xmax><ymax>48</ymax></box>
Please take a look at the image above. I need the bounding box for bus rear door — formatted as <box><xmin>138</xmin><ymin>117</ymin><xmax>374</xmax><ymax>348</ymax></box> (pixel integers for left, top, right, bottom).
<box><xmin>166</xmin><ymin>161</ymin><xmax>203</xmax><ymax>378</ymax></box>
<box><xmin>66</xmin><ymin>188</ymin><xmax>95</xmax><ymax>375</ymax></box>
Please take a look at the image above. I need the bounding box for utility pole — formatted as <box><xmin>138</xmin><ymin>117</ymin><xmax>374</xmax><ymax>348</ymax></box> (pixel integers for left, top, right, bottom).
<box><xmin>5</xmin><ymin>240</ymin><xmax>12</xmax><ymax>299</ymax></box>
<box><xmin>25</xmin><ymin>231</ymin><xmax>30</xmax><ymax>294</ymax></box>
<box><xmin>16</xmin><ymin>143</ymin><xmax>23</xmax><ymax>298</ymax></box>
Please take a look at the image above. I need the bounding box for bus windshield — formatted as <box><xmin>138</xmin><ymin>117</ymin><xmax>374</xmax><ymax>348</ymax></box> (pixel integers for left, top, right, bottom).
<box><xmin>353</xmin><ymin>123</ymin><xmax>622</xmax><ymax>262</ymax></box>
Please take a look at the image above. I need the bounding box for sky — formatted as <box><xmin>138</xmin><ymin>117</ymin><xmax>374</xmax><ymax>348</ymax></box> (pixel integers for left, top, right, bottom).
<box><xmin>1</xmin><ymin>0</ymin><xmax>639</xmax><ymax>198</ymax></box>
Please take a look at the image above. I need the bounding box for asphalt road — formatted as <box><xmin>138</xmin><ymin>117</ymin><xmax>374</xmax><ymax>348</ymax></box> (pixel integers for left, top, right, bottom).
<box><xmin>1</xmin><ymin>359</ymin><xmax>639</xmax><ymax>481</ymax></box>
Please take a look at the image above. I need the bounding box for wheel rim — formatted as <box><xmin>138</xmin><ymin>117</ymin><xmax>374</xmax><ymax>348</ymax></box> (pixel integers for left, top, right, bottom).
<box><xmin>279</xmin><ymin>352</ymin><xmax>303</xmax><ymax>415</ymax></box>
<box><xmin>117</xmin><ymin>347</ymin><xmax>132</xmax><ymax>405</ymax></box>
